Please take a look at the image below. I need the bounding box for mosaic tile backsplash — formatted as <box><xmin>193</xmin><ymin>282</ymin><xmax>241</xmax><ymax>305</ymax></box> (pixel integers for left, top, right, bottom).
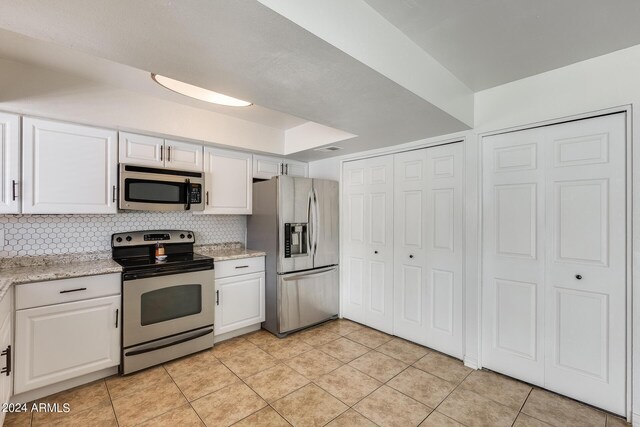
<box><xmin>0</xmin><ymin>212</ymin><xmax>246</xmax><ymax>257</ymax></box>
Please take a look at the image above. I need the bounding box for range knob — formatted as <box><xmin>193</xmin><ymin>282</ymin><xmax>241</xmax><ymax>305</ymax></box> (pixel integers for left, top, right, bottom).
<box><xmin>187</xmin><ymin>234</ymin><xmax>193</xmax><ymax>239</ymax></box>
<box><xmin>115</xmin><ymin>237</ymin><xmax>122</xmax><ymax>243</ymax></box>
<box><xmin>126</xmin><ymin>236</ymin><xmax>132</xmax><ymax>242</ymax></box>
<box><xmin>180</xmin><ymin>234</ymin><xmax>185</xmax><ymax>239</ymax></box>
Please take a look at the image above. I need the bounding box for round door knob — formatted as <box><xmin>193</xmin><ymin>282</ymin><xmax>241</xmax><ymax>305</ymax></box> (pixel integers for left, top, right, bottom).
<box><xmin>409</xmin><ymin>255</ymin><xmax>414</xmax><ymax>259</ymax></box>
<box><xmin>575</xmin><ymin>274</ymin><xmax>582</xmax><ymax>280</ymax></box>
<box><xmin>374</xmin><ymin>250</ymin><xmax>378</xmax><ymax>254</ymax></box>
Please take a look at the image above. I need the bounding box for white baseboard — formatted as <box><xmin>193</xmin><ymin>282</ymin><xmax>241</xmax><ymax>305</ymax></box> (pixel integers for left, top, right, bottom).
<box><xmin>11</xmin><ymin>366</ymin><xmax>118</xmax><ymax>404</ymax></box>
<box><xmin>214</xmin><ymin>323</ymin><xmax>261</xmax><ymax>343</ymax></box>
<box><xmin>631</xmin><ymin>411</ymin><xmax>639</xmax><ymax>426</ymax></box>
<box><xmin>464</xmin><ymin>355</ymin><xmax>479</xmax><ymax>370</ymax></box>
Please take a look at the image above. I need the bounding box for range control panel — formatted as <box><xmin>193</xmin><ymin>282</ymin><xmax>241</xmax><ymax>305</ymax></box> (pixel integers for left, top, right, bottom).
<box><xmin>111</xmin><ymin>230</ymin><xmax>195</xmax><ymax>247</ymax></box>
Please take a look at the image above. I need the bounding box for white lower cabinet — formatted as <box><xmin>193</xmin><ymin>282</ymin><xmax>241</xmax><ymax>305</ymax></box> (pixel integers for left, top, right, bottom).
<box><xmin>0</xmin><ymin>288</ymin><xmax>13</xmax><ymax>425</ymax></box>
<box><xmin>14</xmin><ymin>275</ymin><xmax>121</xmax><ymax>394</ymax></box>
<box><xmin>214</xmin><ymin>257</ymin><xmax>265</xmax><ymax>336</ymax></box>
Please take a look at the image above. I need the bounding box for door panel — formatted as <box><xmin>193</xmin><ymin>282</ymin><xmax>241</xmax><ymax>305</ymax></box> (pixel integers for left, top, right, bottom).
<box><xmin>393</xmin><ymin>149</ymin><xmax>428</xmax><ymax>343</ymax></box>
<box><xmin>278</xmin><ymin>176</ymin><xmax>314</xmax><ymax>273</ymax></box>
<box><xmin>215</xmin><ymin>272</ymin><xmax>265</xmax><ymax>335</ymax></box>
<box><xmin>279</xmin><ymin>267</ymin><xmax>339</xmax><ymax>333</ymax></box>
<box><xmin>119</xmin><ymin>132</ymin><xmax>164</xmax><ymax>167</ymax></box>
<box><xmin>0</xmin><ymin>112</ymin><xmax>19</xmax><ymax>214</ymax></box>
<box><xmin>312</xmin><ymin>179</ymin><xmax>339</xmax><ymax>268</ymax></box>
<box><xmin>483</xmin><ymin>126</ymin><xmax>546</xmax><ymax>385</ymax></box>
<box><xmin>425</xmin><ymin>143</ymin><xmax>464</xmax><ymax>357</ymax></box>
<box><xmin>165</xmin><ymin>139</ymin><xmax>203</xmax><ymax>172</ymax></box>
<box><xmin>544</xmin><ymin>113</ymin><xmax>626</xmax><ymax>415</ymax></box>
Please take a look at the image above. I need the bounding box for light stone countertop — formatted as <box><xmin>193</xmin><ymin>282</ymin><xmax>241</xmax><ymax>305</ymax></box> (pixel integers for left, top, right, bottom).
<box><xmin>195</xmin><ymin>245</ymin><xmax>266</xmax><ymax>261</ymax></box>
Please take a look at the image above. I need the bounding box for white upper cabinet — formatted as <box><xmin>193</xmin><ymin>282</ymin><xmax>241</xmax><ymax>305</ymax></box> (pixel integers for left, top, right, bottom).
<box><xmin>0</xmin><ymin>112</ymin><xmax>20</xmax><ymax>214</ymax></box>
<box><xmin>202</xmin><ymin>147</ymin><xmax>252</xmax><ymax>215</ymax></box>
<box><xmin>253</xmin><ymin>154</ymin><xmax>308</xmax><ymax>179</ymax></box>
<box><xmin>119</xmin><ymin>132</ymin><xmax>203</xmax><ymax>172</ymax></box>
<box><xmin>165</xmin><ymin>139</ymin><xmax>203</xmax><ymax>172</ymax></box>
<box><xmin>284</xmin><ymin>159</ymin><xmax>309</xmax><ymax>177</ymax></box>
<box><xmin>22</xmin><ymin>118</ymin><xmax>118</xmax><ymax>214</ymax></box>
<box><xmin>118</xmin><ymin>132</ymin><xmax>164</xmax><ymax>167</ymax></box>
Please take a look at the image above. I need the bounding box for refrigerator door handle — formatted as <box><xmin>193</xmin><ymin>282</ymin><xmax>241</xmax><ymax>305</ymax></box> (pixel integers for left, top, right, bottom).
<box><xmin>282</xmin><ymin>266</ymin><xmax>337</xmax><ymax>281</ymax></box>
<box><xmin>313</xmin><ymin>189</ymin><xmax>320</xmax><ymax>256</ymax></box>
<box><xmin>307</xmin><ymin>190</ymin><xmax>314</xmax><ymax>257</ymax></box>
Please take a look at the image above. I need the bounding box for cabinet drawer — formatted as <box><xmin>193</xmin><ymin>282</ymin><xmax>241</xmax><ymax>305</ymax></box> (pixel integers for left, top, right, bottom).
<box><xmin>215</xmin><ymin>257</ymin><xmax>265</xmax><ymax>279</ymax></box>
<box><xmin>16</xmin><ymin>273</ymin><xmax>120</xmax><ymax>310</ymax></box>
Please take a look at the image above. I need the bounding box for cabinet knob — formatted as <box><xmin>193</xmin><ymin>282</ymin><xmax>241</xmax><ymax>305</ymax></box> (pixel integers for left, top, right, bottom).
<box><xmin>409</xmin><ymin>254</ymin><xmax>414</xmax><ymax>259</ymax></box>
<box><xmin>374</xmin><ymin>250</ymin><xmax>378</xmax><ymax>254</ymax></box>
<box><xmin>575</xmin><ymin>274</ymin><xmax>582</xmax><ymax>280</ymax></box>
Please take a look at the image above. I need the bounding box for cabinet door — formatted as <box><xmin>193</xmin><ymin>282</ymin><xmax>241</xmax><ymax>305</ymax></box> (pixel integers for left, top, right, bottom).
<box><xmin>165</xmin><ymin>139</ymin><xmax>203</xmax><ymax>172</ymax></box>
<box><xmin>15</xmin><ymin>295</ymin><xmax>120</xmax><ymax>394</ymax></box>
<box><xmin>0</xmin><ymin>112</ymin><xmax>20</xmax><ymax>214</ymax></box>
<box><xmin>214</xmin><ymin>272</ymin><xmax>265</xmax><ymax>335</ymax></box>
<box><xmin>0</xmin><ymin>288</ymin><xmax>12</xmax><ymax>420</ymax></box>
<box><xmin>203</xmin><ymin>148</ymin><xmax>252</xmax><ymax>214</ymax></box>
<box><xmin>284</xmin><ymin>160</ymin><xmax>308</xmax><ymax>177</ymax></box>
<box><xmin>119</xmin><ymin>132</ymin><xmax>164</xmax><ymax>167</ymax></box>
<box><xmin>253</xmin><ymin>155</ymin><xmax>282</xmax><ymax>179</ymax></box>
<box><xmin>22</xmin><ymin>118</ymin><xmax>118</xmax><ymax>214</ymax></box>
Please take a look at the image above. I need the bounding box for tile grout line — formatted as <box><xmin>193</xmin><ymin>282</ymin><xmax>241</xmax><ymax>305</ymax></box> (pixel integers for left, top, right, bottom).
<box><xmin>511</xmin><ymin>387</ymin><xmax>534</xmax><ymax>427</ymax></box>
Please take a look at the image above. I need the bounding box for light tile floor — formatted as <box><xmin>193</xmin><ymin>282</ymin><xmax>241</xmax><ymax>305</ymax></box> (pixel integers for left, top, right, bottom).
<box><xmin>4</xmin><ymin>319</ymin><xmax>631</xmax><ymax>427</ymax></box>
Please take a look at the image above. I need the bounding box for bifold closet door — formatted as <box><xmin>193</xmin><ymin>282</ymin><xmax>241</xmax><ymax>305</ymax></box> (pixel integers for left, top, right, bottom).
<box><xmin>482</xmin><ymin>113</ymin><xmax>626</xmax><ymax>415</ymax></box>
<box><xmin>342</xmin><ymin>155</ymin><xmax>394</xmax><ymax>333</ymax></box>
<box><xmin>393</xmin><ymin>143</ymin><xmax>464</xmax><ymax>358</ymax></box>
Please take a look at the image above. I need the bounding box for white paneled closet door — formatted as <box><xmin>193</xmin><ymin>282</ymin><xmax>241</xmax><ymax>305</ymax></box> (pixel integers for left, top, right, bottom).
<box><xmin>482</xmin><ymin>126</ymin><xmax>546</xmax><ymax>385</ymax></box>
<box><xmin>424</xmin><ymin>143</ymin><xmax>464</xmax><ymax>358</ymax></box>
<box><xmin>393</xmin><ymin>149</ymin><xmax>428</xmax><ymax>343</ymax></box>
<box><xmin>342</xmin><ymin>155</ymin><xmax>394</xmax><ymax>333</ymax></box>
<box><xmin>482</xmin><ymin>113</ymin><xmax>627</xmax><ymax>415</ymax></box>
<box><xmin>393</xmin><ymin>143</ymin><xmax>464</xmax><ymax>357</ymax></box>
<box><xmin>543</xmin><ymin>114</ymin><xmax>626</xmax><ymax>414</ymax></box>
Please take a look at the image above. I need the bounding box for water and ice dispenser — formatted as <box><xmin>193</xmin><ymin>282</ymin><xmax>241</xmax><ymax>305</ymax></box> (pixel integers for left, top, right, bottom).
<box><xmin>284</xmin><ymin>223</ymin><xmax>308</xmax><ymax>258</ymax></box>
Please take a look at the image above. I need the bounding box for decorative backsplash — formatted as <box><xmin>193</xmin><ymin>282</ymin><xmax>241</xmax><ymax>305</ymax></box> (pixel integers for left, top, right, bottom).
<box><xmin>0</xmin><ymin>212</ymin><xmax>246</xmax><ymax>257</ymax></box>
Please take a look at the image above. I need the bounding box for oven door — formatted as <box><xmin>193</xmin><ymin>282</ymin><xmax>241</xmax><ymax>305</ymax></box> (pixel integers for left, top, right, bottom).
<box><xmin>119</xmin><ymin>165</ymin><xmax>204</xmax><ymax>212</ymax></box>
<box><xmin>123</xmin><ymin>268</ymin><xmax>214</xmax><ymax>347</ymax></box>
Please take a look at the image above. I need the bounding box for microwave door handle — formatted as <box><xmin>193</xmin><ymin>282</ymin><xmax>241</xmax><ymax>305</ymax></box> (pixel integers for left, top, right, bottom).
<box><xmin>185</xmin><ymin>179</ymin><xmax>191</xmax><ymax>211</ymax></box>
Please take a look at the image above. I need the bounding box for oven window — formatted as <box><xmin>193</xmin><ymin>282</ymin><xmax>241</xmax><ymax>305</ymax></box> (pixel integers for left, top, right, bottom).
<box><xmin>140</xmin><ymin>284</ymin><xmax>202</xmax><ymax>326</ymax></box>
<box><xmin>125</xmin><ymin>179</ymin><xmax>186</xmax><ymax>204</ymax></box>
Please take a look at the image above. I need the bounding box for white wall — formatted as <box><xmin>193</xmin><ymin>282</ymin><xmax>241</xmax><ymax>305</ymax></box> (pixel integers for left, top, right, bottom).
<box><xmin>0</xmin><ymin>58</ymin><xmax>285</xmax><ymax>154</ymax></box>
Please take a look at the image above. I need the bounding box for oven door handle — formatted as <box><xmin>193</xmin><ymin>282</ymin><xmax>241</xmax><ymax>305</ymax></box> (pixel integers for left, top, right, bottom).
<box><xmin>185</xmin><ymin>178</ymin><xmax>191</xmax><ymax>211</ymax></box>
<box><xmin>124</xmin><ymin>328</ymin><xmax>213</xmax><ymax>357</ymax></box>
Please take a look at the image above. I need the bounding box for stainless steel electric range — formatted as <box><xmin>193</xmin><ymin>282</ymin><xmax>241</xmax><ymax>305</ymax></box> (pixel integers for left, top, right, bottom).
<box><xmin>111</xmin><ymin>230</ymin><xmax>214</xmax><ymax>375</ymax></box>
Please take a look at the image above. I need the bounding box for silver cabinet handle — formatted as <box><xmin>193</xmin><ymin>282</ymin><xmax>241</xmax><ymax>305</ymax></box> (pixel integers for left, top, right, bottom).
<box><xmin>206</xmin><ymin>191</ymin><xmax>210</xmax><ymax>206</ymax></box>
<box><xmin>115</xmin><ymin>309</ymin><xmax>119</xmax><ymax>328</ymax></box>
<box><xmin>160</xmin><ymin>145</ymin><xmax>164</xmax><ymax>161</ymax></box>
<box><xmin>11</xmin><ymin>180</ymin><xmax>17</xmax><ymax>201</ymax></box>
<box><xmin>112</xmin><ymin>185</ymin><xmax>117</xmax><ymax>203</ymax></box>
<box><xmin>168</xmin><ymin>146</ymin><xmax>171</xmax><ymax>162</ymax></box>
<box><xmin>235</xmin><ymin>265</ymin><xmax>249</xmax><ymax>269</ymax></box>
<box><xmin>280</xmin><ymin>163</ymin><xmax>284</xmax><ymax>175</ymax></box>
<box><xmin>216</xmin><ymin>290</ymin><xmax>220</xmax><ymax>305</ymax></box>
<box><xmin>285</xmin><ymin>164</ymin><xmax>289</xmax><ymax>175</ymax></box>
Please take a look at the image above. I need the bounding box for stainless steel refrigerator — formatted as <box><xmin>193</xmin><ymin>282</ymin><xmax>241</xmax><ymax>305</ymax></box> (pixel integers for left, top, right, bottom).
<box><xmin>247</xmin><ymin>176</ymin><xmax>339</xmax><ymax>336</ymax></box>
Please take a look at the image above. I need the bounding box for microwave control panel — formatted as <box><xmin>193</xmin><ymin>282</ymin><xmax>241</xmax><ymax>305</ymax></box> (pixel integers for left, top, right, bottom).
<box><xmin>190</xmin><ymin>184</ymin><xmax>202</xmax><ymax>204</ymax></box>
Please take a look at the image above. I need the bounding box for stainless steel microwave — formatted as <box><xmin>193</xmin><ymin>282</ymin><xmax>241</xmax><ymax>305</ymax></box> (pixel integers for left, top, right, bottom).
<box><xmin>118</xmin><ymin>165</ymin><xmax>205</xmax><ymax>212</ymax></box>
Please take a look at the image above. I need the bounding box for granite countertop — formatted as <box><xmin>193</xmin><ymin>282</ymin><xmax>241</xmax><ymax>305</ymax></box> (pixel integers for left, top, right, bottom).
<box><xmin>0</xmin><ymin>243</ymin><xmax>266</xmax><ymax>300</ymax></box>
<box><xmin>195</xmin><ymin>244</ymin><xmax>266</xmax><ymax>261</ymax></box>
<box><xmin>0</xmin><ymin>251</ymin><xmax>122</xmax><ymax>299</ymax></box>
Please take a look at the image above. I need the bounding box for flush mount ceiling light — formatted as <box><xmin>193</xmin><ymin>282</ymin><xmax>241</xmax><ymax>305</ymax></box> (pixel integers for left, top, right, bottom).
<box><xmin>151</xmin><ymin>74</ymin><xmax>252</xmax><ymax>107</ymax></box>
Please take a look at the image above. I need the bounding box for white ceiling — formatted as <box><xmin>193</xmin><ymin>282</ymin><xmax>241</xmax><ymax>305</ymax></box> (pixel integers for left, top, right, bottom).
<box><xmin>364</xmin><ymin>0</ymin><xmax>640</xmax><ymax>91</ymax></box>
<box><xmin>0</xmin><ymin>1</ymin><xmax>640</xmax><ymax>159</ymax></box>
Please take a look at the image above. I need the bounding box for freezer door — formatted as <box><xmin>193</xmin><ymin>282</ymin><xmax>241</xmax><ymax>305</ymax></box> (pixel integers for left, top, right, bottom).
<box><xmin>278</xmin><ymin>176</ymin><xmax>314</xmax><ymax>273</ymax></box>
<box><xmin>312</xmin><ymin>179</ymin><xmax>339</xmax><ymax>268</ymax></box>
<box><xmin>278</xmin><ymin>266</ymin><xmax>339</xmax><ymax>333</ymax></box>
